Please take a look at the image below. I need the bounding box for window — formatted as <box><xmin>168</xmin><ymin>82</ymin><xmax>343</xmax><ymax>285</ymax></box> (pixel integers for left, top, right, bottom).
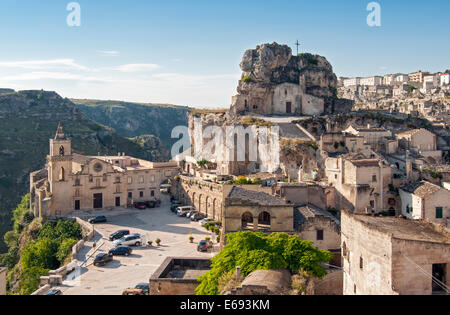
<box><xmin>75</xmin><ymin>178</ymin><xmax>80</xmax><ymax>186</ymax></box>
<box><xmin>316</xmin><ymin>230</ymin><xmax>324</xmax><ymax>241</ymax></box>
<box><xmin>372</xmin><ymin>175</ymin><xmax>377</xmax><ymax>182</ymax></box>
<box><xmin>59</xmin><ymin>167</ymin><xmax>65</xmax><ymax>181</ymax></box>
<box><xmin>151</xmin><ymin>190</ymin><xmax>155</xmax><ymax>197</ymax></box>
<box><xmin>103</xmin><ymin>174</ymin><xmax>107</xmax><ymax>182</ymax></box>
<box><xmin>370</xmin><ymin>200</ymin><xmax>375</xmax><ymax>208</ymax></box>
<box><xmin>128</xmin><ymin>177</ymin><xmax>132</xmax><ymax>184</ymax></box>
<box><xmin>335</xmin><ymin>174</ymin><xmax>338</xmax><ymax>180</ymax></box>
<box><xmin>89</xmin><ymin>175</ymin><xmax>93</xmax><ymax>183</ymax></box>
<box><xmin>436</xmin><ymin>207</ymin><xmax>443</xmax><ymax>219</ymax></box>
<box><xmin>115</xmin><ymin>176</ymin><xmax>121</xmax><ymax>184</ymax></box>
<box><xmin>150</xmin><ymin>175</ymin><xmax>155</xmax><ymax>182</ymax></box>
<box><xmin>360</xmin><ymin>257</ymin><xmax>364</xmax><ymax>270</ymax></box>
<box><xmin>140</xmin><ymin>191</ymin><xmax>144</xmax><ymax>198</ymax></box>
<box><xmin>128</xmin><ymin>192</ymin><xmax>132</xmax><ymax>199</ymax></box>
<box><xmin>139</xmin><ymin>176</ymin><xmax>144</xmax><ymax>184</ymax></box>
<box><xmin>59</xmin><ymin>146</ymin><xmax>65</xmax><ymax>156</ymax></box>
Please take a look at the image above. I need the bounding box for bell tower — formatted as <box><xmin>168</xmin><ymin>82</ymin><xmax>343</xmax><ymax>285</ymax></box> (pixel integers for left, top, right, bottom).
<box><xmin>48</xmin><ymin>123</ymin><xmax>73</xmax><ymax>197</ymax></box>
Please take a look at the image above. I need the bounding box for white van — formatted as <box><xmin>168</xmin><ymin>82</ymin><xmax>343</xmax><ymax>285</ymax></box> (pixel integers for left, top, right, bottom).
<box><xmin>177</xmin><ymin>206</ymin><xmax>195</xmax><ymax>217</ymax></box>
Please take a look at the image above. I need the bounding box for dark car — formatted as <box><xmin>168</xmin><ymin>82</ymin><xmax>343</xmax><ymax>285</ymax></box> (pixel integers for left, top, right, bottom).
<box><xmin>191</xmin><ymin>212</ymin><xmax>206</xmax><ymax>222</ymax></box>
<box><xmin>134</xmin><ymin>202</ymin><xmax>147</xmax><ymax>210</ymax></box>
<box><xmin>109</xmin><ymin>230</ymin><xmax>130</xmax><ymax>241</ymax></box>
<box><xmin>171</xmin><ymin>202</ymin><xmax>182</xmax><ymax>212</ymax></box>
<box><xmin>145</xmin><ymin>200</ymin><xmax>156</xmax><ymax>208</ymax></box>
<box><xmin>155</xmin><ymin>199</ymin><xmax>161</xmax><ymax>207</ymax></box>
<box><xmin>88</xmin><ymin>215</ymin><xmax>107</xmax><ymax>224</ymax></box>
<box><xmin>45</xmin><ymin>289</ymin><xmax>62</xmax><ymax>296</ymax></box>
<box><xmin>197</xmin><ymin>240</ymin><xmax>208</xmax><ymax>252</ymax></box>
<box><xmin>94</xmin><ymin>253</ymin><xmax>113</xmax><ymax>266</ymax></box>
<box><xmin>135</xmin><ymin>283</ymin><xmax>150</xmax><ymax>295</ymax></box>
<box><xmin>108</xmin><ymin>246</ymin><xmax>132</xmax><ymax>256</ymax></box>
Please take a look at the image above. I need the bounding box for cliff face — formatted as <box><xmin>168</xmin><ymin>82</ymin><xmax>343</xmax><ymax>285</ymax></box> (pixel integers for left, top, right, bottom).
<box><xmin>0</xmin><ymin>90</ymin><xmax>152</xmax><ymax>253</ymax></box>
<box><xmin>72</xmin><ymin>99</ymin><xmax>189</xmax><ymax>151</ymax></box>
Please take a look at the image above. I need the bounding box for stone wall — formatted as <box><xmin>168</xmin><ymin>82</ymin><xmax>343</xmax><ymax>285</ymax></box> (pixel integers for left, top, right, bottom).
<box><xmin>0</xmin><ymin>267</ymin><xmax>6</xmax><ymax>296</ymax></box>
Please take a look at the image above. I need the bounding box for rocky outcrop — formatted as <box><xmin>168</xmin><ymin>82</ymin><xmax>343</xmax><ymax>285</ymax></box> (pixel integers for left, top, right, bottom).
<box><xmin>231</xmin><ymin>42</ymin><xmax>352</xmax><ymax>116</ymax></box>
<box><xmin>132</xmin><ymin>134</ymin><xmax>170</xmax><ymax>161</ymax></box>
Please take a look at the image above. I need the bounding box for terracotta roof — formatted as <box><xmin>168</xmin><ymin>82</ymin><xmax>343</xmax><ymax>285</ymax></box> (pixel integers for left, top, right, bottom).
<box><xmin>401</xmin><ymin>181</ymin><xmax>443</xmax><ymax>198</ymax></box>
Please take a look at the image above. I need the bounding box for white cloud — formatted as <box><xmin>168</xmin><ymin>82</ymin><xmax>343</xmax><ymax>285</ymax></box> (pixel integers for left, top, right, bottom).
<box><xmin>97</xmin><ymin>50</ymin><xmax>120</xmax><ymax>57</ymax></box>
<box><xmin>116</xmin><ymin>63</ymin><xmax>161</xmax><ymax>73</ymax></box>
<box><xmin>0</xmin><ymin>59</ymin><xmax>89</xmax><ymax>71</ymax></box>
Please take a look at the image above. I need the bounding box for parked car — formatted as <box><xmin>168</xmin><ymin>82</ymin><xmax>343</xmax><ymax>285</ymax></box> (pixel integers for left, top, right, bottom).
<box><xmin>109</xmin><ymin>230</ymin><xmax>130</xmax><ymax>241</ymax></box>
<box><xmin>45</xmin><ymin>289</ymin><xmax>63</xmax><ymax>296</ymax></box>
<box><xmin>135</xmin><ymin>283</ymin><xmax>150</xmax><ymax>295</ymax></box>
<box><xmin>134</xmin><ymin>202</ymin><xmax>147</xmax><ymax>210</ymax></box>
<box><xmin>186</xmin><ymin>210</ymin><xmax>198</xmax><ymax>218</ymax></box>
<box><xmin>113</xmin><ymin>234</ymin><xmax>144</xmax><ymax>247</ymax></box>
<box><xmin>155</xmin><ymin>199</ymin><xmax>161</xmax><ymax>207</ymax></box>
<box><xmin>191</xmin><ymin>212</ymin><xmax>206</xmax><ymax>222</ymax></box>
<box><xmin>177</xmin><ymin>206</ymin><xmax>195</xmax><ymax>217</ymax></box>
<box><xmin>88</xmin><ymin>215</ymin><xmax>107</xmax><ymax>224</ymax></box>
<box><xmin>199</xmin><ymin>218</ymin><xmax>215</xmax><ymax>226</ymax></box>
<box><xmin>108</xmin><ymin>246</ymin><xmax>132</xmax><ymax>257</ymax></box>
<box><xmin>94</xmin><ymin>253</ymin><xmax>113</xmax><ymax>267</ymax></box>
<box><xmin>171</xmin><ymin>202</ymin><xmax>182</xmax><ymax>212</ymax></box>
<box><xmin>122</xmin><ymin>283</ymin><xmax>150</xmax><ymax>296</ymax></box>
<box><xmin>145</xmin><ymin>200</ymin><xmax>156</xmax><ymax>208</ymax></box>
<box><xmin>197</xmin><ymin>240</ymin><xmax>209</xmax><ymax>252</ymax></box>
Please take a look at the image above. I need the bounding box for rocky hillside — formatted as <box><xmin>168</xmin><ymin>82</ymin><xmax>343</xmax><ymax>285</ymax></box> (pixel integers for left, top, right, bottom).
<box><xmin>71</xmin><ymin>99</ymin><xmax>189</xmax><ymax>151</ymax></box>
<box><xmin>0</xmin><ymin>90</ymin><xmax>152</xmax><ymax>253</ymax></box>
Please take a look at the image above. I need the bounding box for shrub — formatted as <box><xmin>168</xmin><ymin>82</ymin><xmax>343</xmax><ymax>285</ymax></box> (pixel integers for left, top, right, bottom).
<box><xmin>56</xmin><ymin>238</ymin><xmax>78</xmax><ymax>264</ymax></box>
<box><xmin>155</xmin><ymin>239</ymin><xmax>161</xmax><ymax>245</ymax></box>
<box><xmin>241</xmin><ymin>76</ymin><xmax>255</xmax><ymax>83</ymax></box>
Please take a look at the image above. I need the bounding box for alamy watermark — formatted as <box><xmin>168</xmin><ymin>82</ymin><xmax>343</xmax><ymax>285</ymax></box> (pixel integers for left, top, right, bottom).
<box><xmin>171</xmin><ymin>119</ymin><xmax>280</xmax><ymax>170</ymax></box>
<box><xmin>66</xmin><ymin>2</ymin><xmax>81</xmax><ymax>27</ymax></box>
<box><xmin>367</xmin><ymin>2</ymin><xmax>381</xmax><ymax>27</ymax></box>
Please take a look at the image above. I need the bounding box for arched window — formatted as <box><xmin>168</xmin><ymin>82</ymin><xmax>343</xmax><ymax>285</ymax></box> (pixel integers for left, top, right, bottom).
<box><xmin>258</xmin><ymin>211</ymin><xmax>271</xmax><ymax>226</ymax></box>
<box><xmin>241</xmin><ymin>212</ymin><xmax>253</xmax><ymax>228</ymax></box>
<box><xmin>59</xmin><ymin>146</ymin><xmax>65</xmax><ymax>156</ymax></box>
<box><xmin>59</xmin><ymin>167</ymin><xmax>65</xmax><ymax>181</ymax></box>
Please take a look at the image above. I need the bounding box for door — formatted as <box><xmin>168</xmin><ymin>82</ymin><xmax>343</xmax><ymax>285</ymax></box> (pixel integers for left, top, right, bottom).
<box><xmin>93</xmin><ymin>193</ymin><xmax>103</xmax><ymax>209</ymax></box>
<box><xmin>286</xmin><ymin>102</ymin><xmax>292</xmax><ymax>114</ymax></box>
<box><xmin>75</xmin><ymin>200</ymin><xmax>80</xmax><ymax>211</ymax></box>
<box><xmin>115</xmin><ymin>197</ymin><xmax>121</xmax><ymax>207</ymax></box>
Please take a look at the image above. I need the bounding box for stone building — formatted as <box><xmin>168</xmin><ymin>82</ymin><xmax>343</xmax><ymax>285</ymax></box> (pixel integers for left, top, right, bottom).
<box><xmin>0</xmin><ymin>267</ymin><xmax>6</xmax><ymax>296</ymax></box>
<box><xmin>341</xmin><ymin>212</ymin><xmax>450</xmax><ymax>295</ymax></box>
<box><xmin>396</xmin><ymin>128</ymin><xmax>441</xmax><ymax>163</ymax></box>
<box><xmin>149</xmin><ymin>257</ymin><xmax>211</xmax><ymax>295</ymax></box>
<box><xmin>344</xmin><ymin>125</ymin><xmax>392</xmax><ymax>148</ymax></box>
<box><xmin>223</xmin><ymin>186</ymin><xmax>294</xmax><ymax>233</ymax></box>
<box><xmin>325</xmin><ymin>154</ymin><xmax>396</xmax><ymax>214</ymax></box>
<box><xmin>399</xmin><ymin>181</ymin><xmax>450</xmax><ymax>226</ymax></box>
<box><xmin>30</xmin><ymin>124</ymin><xmax>179</xmax><ymax>217</ymax></box>
<box><xmin>294</xmin><ymin>204</ymin><xmax>341</xmax><ymax>265</ymax></box>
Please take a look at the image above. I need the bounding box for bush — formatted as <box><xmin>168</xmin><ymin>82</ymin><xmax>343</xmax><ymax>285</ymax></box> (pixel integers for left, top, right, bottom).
<box><xmin>155</xmin><ymin>239</ymin><xmax>161</xmax><ymax>245</ymax></box>
<box><xmin>18</xmin><ymin>267</ymin><xmax>49</xmax><ymax>295</ymax></box>
<box><xmin>241</xmin><ymin>76</ymin><xmax>255</xmax><ymax>83</ymax></box>
<box><xmin>56</xmin><ymin>238</ymin><xmax>78</xmax><ymax>264</ymax></box>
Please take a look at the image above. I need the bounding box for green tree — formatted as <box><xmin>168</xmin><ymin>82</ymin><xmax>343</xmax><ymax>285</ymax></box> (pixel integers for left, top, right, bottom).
<box><xmin>21</xmin><ymin>238</ymin><xmax>59</xmax><ymax>271</ymax></box>
<box><xmin>195</xmin><ymin>232</ymin><xmax>332</xmax><ymax>295</ymax></box>
<box><xmin>18</xmin><ymin>267</ymin><xmax>49</xmax><ymax>295</ymax></box>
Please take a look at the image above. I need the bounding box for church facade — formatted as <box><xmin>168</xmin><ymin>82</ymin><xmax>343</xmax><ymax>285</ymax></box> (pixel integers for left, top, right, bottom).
<box><xmin>30</xmin><ymin>124</ymin><xmax>180</xmax><ymax>218</ymax></box>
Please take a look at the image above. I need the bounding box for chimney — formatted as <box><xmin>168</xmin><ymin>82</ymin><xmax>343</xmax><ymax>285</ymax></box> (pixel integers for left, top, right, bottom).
<box><xmin>236</xmin><ymin>266</ymin><xmax>241</xmax><ymax>280</ymax></box>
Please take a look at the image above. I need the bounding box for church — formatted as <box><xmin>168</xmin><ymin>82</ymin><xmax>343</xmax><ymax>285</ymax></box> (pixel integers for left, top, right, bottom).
<box><xmin>30</xmin><ymin>123</ymin><xmax>179</xmax><ymax>218</ymax></box>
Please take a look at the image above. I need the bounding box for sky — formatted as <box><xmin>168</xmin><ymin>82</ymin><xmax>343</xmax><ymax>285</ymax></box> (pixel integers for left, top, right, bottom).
<box><xmin>0</xmin><ymin>0</ymin><xmax>448</xmax><ymax>108</ymax></box>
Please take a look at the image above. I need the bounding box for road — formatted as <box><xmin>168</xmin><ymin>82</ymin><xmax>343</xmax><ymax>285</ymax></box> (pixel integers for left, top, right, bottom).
<box><xmin>56</xmin><ymin>196</ymin><xmax>216</xmax><ymax>295</ymax></box>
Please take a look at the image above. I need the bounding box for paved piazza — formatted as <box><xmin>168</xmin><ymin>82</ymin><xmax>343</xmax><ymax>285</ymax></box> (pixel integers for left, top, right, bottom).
<box><xmin>56</xmin><ymin>196</ymin><xmax>216</xmax><ymax>295</ymax></box>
